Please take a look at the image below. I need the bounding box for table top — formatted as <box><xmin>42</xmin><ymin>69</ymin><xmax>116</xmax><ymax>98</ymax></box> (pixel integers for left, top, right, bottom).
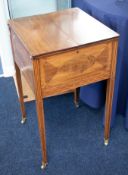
<box><xmin>9</xmin><ymin>8</ymin><xmax>118</xmax><ymax>58</ymax></box>
<box><xmin>84</xmin><ymin>0</ymin><xmax>128</xmax><ymax>18</ymax></box>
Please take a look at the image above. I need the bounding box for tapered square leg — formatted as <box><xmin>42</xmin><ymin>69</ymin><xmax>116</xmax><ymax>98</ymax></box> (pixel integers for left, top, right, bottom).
<box><xmin>33</xmin><ymin>60</ymin><xmax>47</xmax><ymax>168</ymax></box>
<box><xmin>104</xmin><ymin>40</ymin><xmax>118</xmax><ymax>145</ymax></box>
<box><xmin>104</xmin><ymin>78</ymin><xmax>115</xmax><ymax>146</ymax></box>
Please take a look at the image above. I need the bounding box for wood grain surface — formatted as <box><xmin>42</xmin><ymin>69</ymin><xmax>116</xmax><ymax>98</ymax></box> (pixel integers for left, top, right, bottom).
<box><xmin>39</xmin><ymin>40</ymin><xmax>113</xmax><ymax>97</ymax></box>
<box><xmin>10</xmin><ymin>29</ymin><xmax>34</xmax><ymax>92</ymax></box>
<box><xmin>104</xmin><ymin>39</ymin><xmax>118</xmax><ymax>141</ymax></box>
<box><xmin>8</xmin><ymin>8</ymin><xmax>118</xmax><ymax>57</ymax></box>
<box><xmin>9</xmin><ymin>7</ymin><xmax>119</xmax><ymax>167</ymax></box>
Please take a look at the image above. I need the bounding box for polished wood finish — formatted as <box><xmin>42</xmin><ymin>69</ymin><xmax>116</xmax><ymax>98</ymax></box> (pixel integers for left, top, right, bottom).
<box><xmin>9</xmin><ymin>8</ymin><xmax>119</xmax><ymax>167</ymax></box>
<box><xmin>8</xmin><ymin>8</ymin><xmax>118</xmax><ymax>57</ymax></box>
<box><xmin>10</xmin><ymin>27</ymin><xmax>26</xmax><ymax>121</ymax></box>
<box><xmin>10</xmin><ymin>30</ymin><xmax>34</xmax><ymax>92</ymax></box>
<box><xmin>39</xmin><ymin>40</ymin><xmax>113</xmax><ymax>97</ymax></box>
<box><xmin>104</xmin><ymin>40</ymin><xmax>118</xmax><ymax>141</ymax></box>
<box><xmin>33</xmin><ymin>59</ymin><xmax>47</xmax><ymax>165</ymax></box>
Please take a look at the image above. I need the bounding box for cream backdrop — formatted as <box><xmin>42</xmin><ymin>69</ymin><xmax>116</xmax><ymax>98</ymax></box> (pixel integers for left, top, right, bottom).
<box><xmin>0</xmin><ymin>0</ymin><xmax>14</xmax><ymax>77</ymax></box>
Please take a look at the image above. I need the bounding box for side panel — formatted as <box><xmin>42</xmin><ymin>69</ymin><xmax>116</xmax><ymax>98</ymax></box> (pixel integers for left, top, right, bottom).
<box><xmin>11</xmin><ymin>30</ymin><xmax>34</xmax><ymax>92</ymax></box>
<box><xmin>39</xmin><ymin>40</ymin><xmax>113</xmax><ymax>97</ymax></box>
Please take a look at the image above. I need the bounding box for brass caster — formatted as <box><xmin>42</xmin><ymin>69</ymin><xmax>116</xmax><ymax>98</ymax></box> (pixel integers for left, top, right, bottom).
<box><xmin>21</xmin><ymin>117</ymin><xmax>26</xmax><ymax>124</ymax></box>
<box><xmin>41</xmin><ymin>162</ymin><xmax>48</xmax><ymax>170</ymax></box>
<box><xmin>75</xmin><ymin>103</ymin><xmax>79</xmax><ymax>108</ymax></box>
<box><xmin>104</xmin><ymin>139</ymin><xmax>109</xmax><ymax>146</ymax></box>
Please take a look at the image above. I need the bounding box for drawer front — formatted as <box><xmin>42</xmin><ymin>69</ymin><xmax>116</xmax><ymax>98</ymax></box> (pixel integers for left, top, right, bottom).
<box><xmin>39</xmin><ymin>40</ymin><xmax>112</xmax><ymax>97</ymax></box>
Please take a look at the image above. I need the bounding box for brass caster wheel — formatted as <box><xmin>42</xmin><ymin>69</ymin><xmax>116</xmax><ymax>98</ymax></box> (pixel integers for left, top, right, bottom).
<box><xmin>21</xmin><ymin>117</ymin><xmax>26</xmax><ymax>124</ymax></box>
<box><xmin>75</xmin><ymin>103</ymin><xmax>79</xmax><ymax>108</ymax></box>
<box><xmin>41</xmin><ymin>162</ymin><xmax>48</xmax><ymax>170</ymax></box>
<box><xmin>104</xmin><ymin>139</ymin><xmax>109</xmax><ymax>146</ymax></box>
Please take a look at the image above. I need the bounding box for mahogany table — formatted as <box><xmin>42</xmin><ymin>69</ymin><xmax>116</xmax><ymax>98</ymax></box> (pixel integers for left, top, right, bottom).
<box><xmin>9</xmin><ymin>8</ymin><xmax>119</xmax><ymax>169</ymax></box>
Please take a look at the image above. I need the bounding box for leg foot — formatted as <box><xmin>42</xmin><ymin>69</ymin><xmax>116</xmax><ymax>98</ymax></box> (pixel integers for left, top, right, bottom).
<box><xmin>21</xmin><ymin>117</ymin><xmax>27</xmax><ymax>124</ymax></box>
<box><xmin>75</xmin><ymin>102</ymin><xmax>79</xmax><ymax>108</ymax></box>
<box><xmin>41</xmin><ymin>162</ymin><xmax>48</xmax><ymax>169</ymax></box>
<box><xmin>104</xmin><ymin>139</ymin><xmax>109</xmax><ymax>146</ymax></box>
